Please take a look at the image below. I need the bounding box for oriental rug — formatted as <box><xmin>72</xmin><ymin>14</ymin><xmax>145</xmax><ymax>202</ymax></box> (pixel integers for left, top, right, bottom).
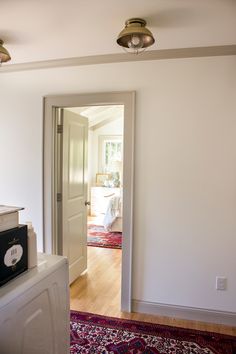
<box><xmin>70</xmin><ymin>311</ymin><xmax>236</xmax><ymax>354</ymax></box>
<box><xmin>87</xmin><ymin>224</ymin><xmax>122</xmax><ymax>249</ymax></box>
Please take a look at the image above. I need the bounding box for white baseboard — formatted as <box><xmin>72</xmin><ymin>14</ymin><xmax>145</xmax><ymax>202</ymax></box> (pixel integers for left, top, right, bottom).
<box><xmin>132</xmin><ymin>299</ymin><xmax>236</xmax><ymax>326</ymax></box>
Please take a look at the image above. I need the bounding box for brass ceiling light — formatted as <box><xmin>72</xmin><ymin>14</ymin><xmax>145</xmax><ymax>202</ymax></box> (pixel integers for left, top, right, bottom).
<box><xmin>0</xmin><ymin>39</ymin><xmax>11</xmax><ymax>63</ymax></box>
<box><xmin>117</xmin><ymin>18</ymin><xmax>155</xmax><ymax>54</ymax></box>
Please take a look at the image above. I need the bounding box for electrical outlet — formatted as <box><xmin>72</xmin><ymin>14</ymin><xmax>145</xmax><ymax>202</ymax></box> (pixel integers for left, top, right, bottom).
<box><xmin>216</xmin><ymin>276</ymin><xmax>227</xmax><ymax>290</ymax></box>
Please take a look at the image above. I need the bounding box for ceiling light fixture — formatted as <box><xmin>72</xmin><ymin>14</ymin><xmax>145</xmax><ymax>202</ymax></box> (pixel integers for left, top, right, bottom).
<box><xmin>117</xmin><ymin>18</ymin><xmax>155</xmax><ymax>54</ymax></box>
<box><xmin>0</xmin><ymin>39</ymin><xmax>11</xmax><ymax>64</ymax></box>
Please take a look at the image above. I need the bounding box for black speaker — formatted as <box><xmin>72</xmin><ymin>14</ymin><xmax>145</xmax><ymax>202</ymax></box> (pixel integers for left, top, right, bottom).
<box><xmin>0</xmin><ymin>225</ymin><xmax>28</xmax><ymax>286</ymax></box>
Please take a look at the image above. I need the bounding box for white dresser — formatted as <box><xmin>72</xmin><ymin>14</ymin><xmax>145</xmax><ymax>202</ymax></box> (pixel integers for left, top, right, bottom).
<box><xmin>90</xmin><ymin>187</ymin><xmax>121</xmax><ymax>216</ymax></box>
<box><xmin>0</xmin><ymin>253</ymin><xmax>70</xmax><ymax>354</ymax></box>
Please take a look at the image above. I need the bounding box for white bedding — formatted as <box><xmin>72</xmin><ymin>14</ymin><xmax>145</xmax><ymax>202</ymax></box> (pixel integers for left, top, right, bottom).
<box><xmin>103</xmin><ymin>195</ymin><xmax>122</xmax><ymax>231</ymax></box>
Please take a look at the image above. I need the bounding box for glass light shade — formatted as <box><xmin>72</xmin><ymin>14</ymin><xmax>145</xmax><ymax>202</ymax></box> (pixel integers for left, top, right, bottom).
<box><xmin>117</xmin><ymin>18</ymin><xmax>155</xmax><ymax>54</ymax></box>
<box><xmin>128</xmin><ymin>35</ymin><xmax>144</xmax><ymax>49</ymax></box>
<box><xmin>0</xmin><ymin>39</ymin><xmax>11</xmax><ymax>63</ymax></box>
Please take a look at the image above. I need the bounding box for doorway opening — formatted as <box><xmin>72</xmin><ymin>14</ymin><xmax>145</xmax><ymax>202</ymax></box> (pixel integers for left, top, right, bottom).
<box><xmin>64</xmin><ymin>105</ymin><xmax>124</xmax><ymax>315</ymax></box>
<box><xmin>43</xmin><ymin>92</ymin><xmax>135</xmax><ymax>312</ymax></box>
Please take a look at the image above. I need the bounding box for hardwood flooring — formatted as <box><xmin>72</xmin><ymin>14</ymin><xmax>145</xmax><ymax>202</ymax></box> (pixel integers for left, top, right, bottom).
<box><xmin>70</xmin><ymin>246</ymin><xmax>236</xmax><ymax>336</ymax></box>
<box><xmin>70</xmin><ymin>246</ymin><xmax>121</xmax><ymax>316</ymax></box>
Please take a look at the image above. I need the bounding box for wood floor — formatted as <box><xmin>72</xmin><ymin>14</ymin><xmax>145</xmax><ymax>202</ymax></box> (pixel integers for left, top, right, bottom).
<box><xmin>70</xmin><ymin>246</ymin><xmax>236</xmax><ymax>336</ymax></box>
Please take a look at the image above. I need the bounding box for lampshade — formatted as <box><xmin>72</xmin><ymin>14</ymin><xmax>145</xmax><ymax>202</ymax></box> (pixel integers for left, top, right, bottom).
<box><xmin>110</xmin><ymin>160</ymin><xmax>122</xmax><ymax>173</ymax></box>
<box><xmin>0</xmin><ymin>39</ymin><xmax>11</xmax><ymax>63</ymax></box>
<box><xmin>117</xmin><ymin>18</ymin><xmax>155</xmax><ymax>54</ymax></box>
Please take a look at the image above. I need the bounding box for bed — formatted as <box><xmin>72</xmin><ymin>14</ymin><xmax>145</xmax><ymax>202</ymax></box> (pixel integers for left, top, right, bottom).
<box><xmin>103</xmin><ymin>193</ymin><xmax>122</xmax><ymax>232</ymax></box>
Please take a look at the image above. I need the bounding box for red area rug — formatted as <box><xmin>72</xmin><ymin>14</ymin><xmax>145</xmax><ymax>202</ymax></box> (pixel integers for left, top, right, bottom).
<box><xmin>70</xmin><ymin>311</ymin><xmax>236</xmax><ymax>354</ymax></box>
<box><xmin>87</xmin><ymin>224</ymin><xmax>122</xmax><ymax>249</ymax></box>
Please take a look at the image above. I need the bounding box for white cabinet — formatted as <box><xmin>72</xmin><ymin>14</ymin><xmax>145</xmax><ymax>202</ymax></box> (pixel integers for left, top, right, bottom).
<box><xmin>0</xmin><ymin>253</ymin><xmax>70</xmax><ymax>354</ymax></box>
<box><xmin>90</xmin><ymin>187</ymin><xmax>121</xmax><ymax>216</ymax></box>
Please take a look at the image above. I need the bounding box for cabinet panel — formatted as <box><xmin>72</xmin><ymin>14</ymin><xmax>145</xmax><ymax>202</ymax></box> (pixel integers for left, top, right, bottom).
<box><xmin>0</xmin><ymin>255</ymin><xmax>70</xmax><ymax>354</ymax></box>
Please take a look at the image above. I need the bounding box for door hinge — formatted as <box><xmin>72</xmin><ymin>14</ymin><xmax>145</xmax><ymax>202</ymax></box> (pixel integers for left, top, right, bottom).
<box><xmin>57</xmin><ymin>124</ymin><xmax>63</xmax><ymax>134</ymax></box>
<box><xmin>57</xmin><ymin>193</ymin><xmax>62</xmax><ymax>202</ymax></box>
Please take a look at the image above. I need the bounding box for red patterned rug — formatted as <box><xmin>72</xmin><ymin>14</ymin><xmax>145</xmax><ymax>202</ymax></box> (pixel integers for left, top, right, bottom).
<box><xmin>70</xmin><ymin>311</ymin><xmax>236</xmax><ymax>354</ymax></box>
<box><xmin>87</xmin><ymin>224</ymin><xmax>122</xmax><ymax>249</ymax></box>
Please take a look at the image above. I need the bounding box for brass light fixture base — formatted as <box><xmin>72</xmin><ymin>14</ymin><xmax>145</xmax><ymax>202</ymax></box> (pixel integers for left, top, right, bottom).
<box><xmin>0</xmin><ymin>39</ymin><xmax>11</xmax><ymax>63</ymax></box>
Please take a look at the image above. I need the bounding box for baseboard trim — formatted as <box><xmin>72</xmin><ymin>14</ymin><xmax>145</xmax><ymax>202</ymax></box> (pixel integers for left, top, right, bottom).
<box><xmin>132</xmin><ymin>300</ymin><xmax>236</xmax><ymax>326</ymax></box>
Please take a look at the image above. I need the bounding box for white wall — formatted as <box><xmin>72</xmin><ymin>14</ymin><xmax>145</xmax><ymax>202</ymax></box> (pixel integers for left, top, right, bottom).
<box><xmin>0</xmin><ymin>55</ymin><xmax>236</xmax><ymax>313</ymax></box>
<box><xmin>0</xmin><ymin>90</ymin><xmax>42</xmax><ymax>248</ymax></box>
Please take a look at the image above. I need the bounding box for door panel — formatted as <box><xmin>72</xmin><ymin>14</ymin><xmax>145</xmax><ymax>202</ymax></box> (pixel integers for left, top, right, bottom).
<box><xmin>68</xmin><ymin>123</ymin><xmax>85</xmax><ymax>198</ymax></box>
<box><xmin>62</xmin><ymin>110</ymin><xmax>88</xmax><ymax>284</ymax></box>
<box><xmin>68</xmin><ymin>214</ymin><xmax>84</xmax><ymax>261</ymax></box>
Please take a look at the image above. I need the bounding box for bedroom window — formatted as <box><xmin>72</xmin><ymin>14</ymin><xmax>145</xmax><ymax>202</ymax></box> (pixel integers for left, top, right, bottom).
<box><xmin>104</xmin><ymin>140</ymin><xmax>122</xmax><ymax>172</ymax></box>
<box><xmin>98</xmin><ymin>135</ymin><xmax>123</xmax><ymax>174</ymax></box>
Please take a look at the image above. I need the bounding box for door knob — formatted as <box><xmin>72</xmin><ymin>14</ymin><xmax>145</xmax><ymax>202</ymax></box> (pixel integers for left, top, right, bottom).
<box><xmin>85</xmin><ymin>201</ymin><xmax>91</xmax><ymax>206</ymax></box>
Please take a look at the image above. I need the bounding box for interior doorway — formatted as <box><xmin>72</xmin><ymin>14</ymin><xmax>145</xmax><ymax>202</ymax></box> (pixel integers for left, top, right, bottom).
<box><xmin>55</xmin><ymin>105</ymin><xmax>124</xmax><ymax>312</ymax></box>
<box><xmin>77</xmin><ymin>105</ymin><xmax>124</xmax><ymax>249</ymax></box>
<box><xmin>43</xmin><ymin>92</ymin><xmax>135</xmax><ymax>312</ymax></box>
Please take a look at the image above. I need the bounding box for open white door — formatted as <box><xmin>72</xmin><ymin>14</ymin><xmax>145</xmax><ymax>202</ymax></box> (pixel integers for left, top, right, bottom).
<box><xmin>62</xmin><ymin>109</ymin><xmax>88</xmax><ymax>284</ymax></box>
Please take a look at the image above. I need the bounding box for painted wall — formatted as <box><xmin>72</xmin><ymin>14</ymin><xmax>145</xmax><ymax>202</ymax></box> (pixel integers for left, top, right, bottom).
<box><xmin>0</xmin><ymin>55</ymin><xmax>236</xmax><ymax>313</ymax></box>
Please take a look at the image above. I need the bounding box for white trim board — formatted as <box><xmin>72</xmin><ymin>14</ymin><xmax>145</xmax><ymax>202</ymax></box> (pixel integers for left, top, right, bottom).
<box><xmin>43</xmin><ymin>91</ymin><xmax>135</xmax><ymax>313</ymax></box>
<box><xmin>1</xmin><ymin>45</ymin><xmax>236</xmax><ymax>73</ymax></box>
<box><xmin>132</xmin><ymin>300</ymin><xmax>236</xmax><ymax>326</ymax></box>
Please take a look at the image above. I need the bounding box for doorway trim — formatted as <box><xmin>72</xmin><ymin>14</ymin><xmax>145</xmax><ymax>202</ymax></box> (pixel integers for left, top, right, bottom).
<box><xmin>43</xmin><ymin>91</ymin><xmax>135</xmax><ymax>312</ymax></box>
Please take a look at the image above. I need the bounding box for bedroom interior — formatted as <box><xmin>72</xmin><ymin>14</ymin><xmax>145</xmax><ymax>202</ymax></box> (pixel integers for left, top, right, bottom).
<box><xmin>0</xmin><ymin>0</ymin><xmax>236</xmax><ymax>352</ymax></box>
<box><xmin>67</xmin><ymin>104</ymin><xmax>124</xmax><ymax>249</ymax></box>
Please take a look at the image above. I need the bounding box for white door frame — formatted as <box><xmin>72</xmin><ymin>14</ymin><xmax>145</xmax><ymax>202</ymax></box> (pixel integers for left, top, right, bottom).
<box><xmin>43</xmin><ymin>91</ymin><xmax>135</xmax><ymax>312</ymax></box>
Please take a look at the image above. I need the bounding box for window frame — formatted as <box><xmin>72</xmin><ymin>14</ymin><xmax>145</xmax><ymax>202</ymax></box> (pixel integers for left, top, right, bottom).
<box><xmin>98</xmin><ymin>135</ymin><xmax>123</xmax><ymax>173</ymax></box>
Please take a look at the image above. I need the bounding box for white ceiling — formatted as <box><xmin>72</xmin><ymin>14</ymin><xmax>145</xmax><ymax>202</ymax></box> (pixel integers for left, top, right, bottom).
<box><xmin>66</xmin><ymin>105</ymin><xmax>123</xmax><ymax>130</ymax></box>
<box><xmin>0</xmin><ymin>0</ymin><xmax>236</xmax><ymax>65</ymax></box>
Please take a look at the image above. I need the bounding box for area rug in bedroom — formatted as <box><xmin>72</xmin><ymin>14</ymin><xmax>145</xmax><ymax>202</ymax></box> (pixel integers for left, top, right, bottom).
<box><xmin>87</xmin><ymin>224</ymin><xmax>122</xmax><ymax>249</ymax></box>
<box><xmin>70</xmin><ymin>311</ymin><xmax>236</xmax><ymax>354</ymax></box>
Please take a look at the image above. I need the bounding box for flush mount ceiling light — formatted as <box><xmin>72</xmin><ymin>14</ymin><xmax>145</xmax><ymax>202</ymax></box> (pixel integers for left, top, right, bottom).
<box><xmin>117</xmin><ymin>18</ymin><xmax>155</xmax><ymax>54</ymax></box>
<box><xmin>0</xmin><ymin>39</ymin><xmax>11</xmax><ymax>63</ymax></box>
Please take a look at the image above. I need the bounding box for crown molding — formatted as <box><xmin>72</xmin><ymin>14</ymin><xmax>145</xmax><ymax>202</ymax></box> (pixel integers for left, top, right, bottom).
<box><xmin>0</xmin><ymin>45</ymin><xmax>236</xmax><ymax>73</ymax></box>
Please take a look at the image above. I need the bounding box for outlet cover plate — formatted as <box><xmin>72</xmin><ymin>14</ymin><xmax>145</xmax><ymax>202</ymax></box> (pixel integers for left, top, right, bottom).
<box><xmin>216</xmin><ymin>276</ymin><xmax>227</xmax><ymax>290</ymax></box>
